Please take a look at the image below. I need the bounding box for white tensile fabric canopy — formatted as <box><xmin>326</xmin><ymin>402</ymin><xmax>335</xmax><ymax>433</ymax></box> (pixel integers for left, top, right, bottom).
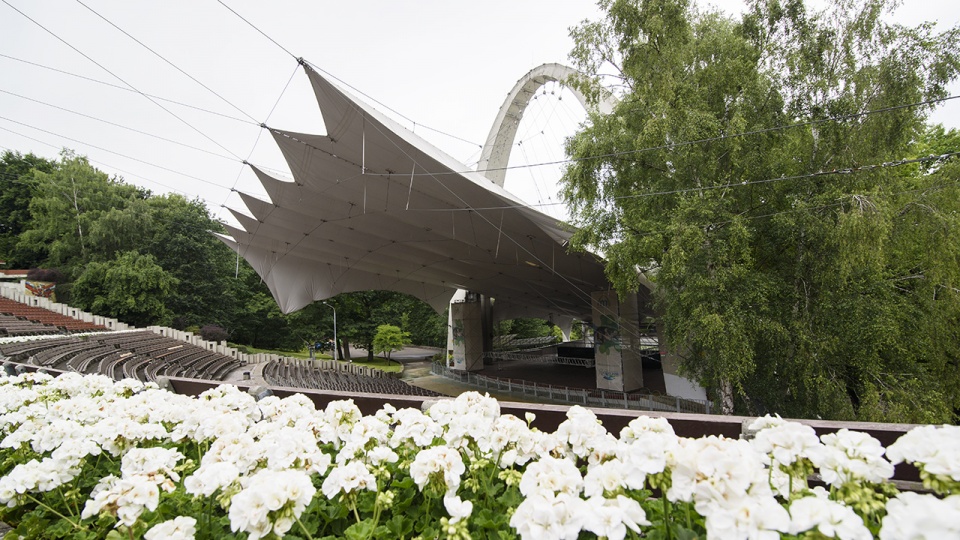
<box><xmin>219</xmin><ymin>63</ymin><xmax>611</xmax><ymax>319</ymax></box>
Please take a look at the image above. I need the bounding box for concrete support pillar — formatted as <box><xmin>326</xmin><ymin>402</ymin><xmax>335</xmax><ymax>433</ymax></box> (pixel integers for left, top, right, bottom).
<box><xmin>591</xmin><ymin>290</ymin><xmax>643</xmax><ymax>392</ymax></box>
<box><xmin>655</xmin><ymin>323</ymin><xmax>708</xmax><ymax>401</ymax></box>
<box><xmin>448</xmin><ymin>294</ymin><xmax>484</xmax><ymax>371</ymax></box>
<box><xmin>481</xmin><ymin>295</ymin><xmax>493</xmax><ymax>356</ymax></box>
<box><xmin>555</xmin><ymin>316</ymin><xmax>573</xmax><ymax>342</ymax></box>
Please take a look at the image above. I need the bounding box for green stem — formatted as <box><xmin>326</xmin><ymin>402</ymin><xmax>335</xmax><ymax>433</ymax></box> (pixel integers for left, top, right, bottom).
<box><xmin>56</xmin><ymin>486</ymin><xmax>79</xmax><ymax>518</ymax></box>
<box><xmin>350</xmin><ymin>496</ymin><xmax>361</xmax><ymax>523</ymax></box>
<box><xmin>295</xmin><ymin>514</ymin><xmax>315</xmax><ymax>540</ymax></box>
<box><xmin>205</xmin><ymin>490</ymin><xmax>213</xmax><ymax>540</ymax></box>
<box><xmin>365</xmin><ymin>487</ymin><xmax>382</xmax><ymax>540</ymax></box>
<box><xmin>662</xmin><ymin>493</ymin><xmax>672</xmax><ymax>540</ymax></box>
<box><xmin>24</xmin><ymin>494</ymin><xmax>85</xmax><ymax>531</ymax></box>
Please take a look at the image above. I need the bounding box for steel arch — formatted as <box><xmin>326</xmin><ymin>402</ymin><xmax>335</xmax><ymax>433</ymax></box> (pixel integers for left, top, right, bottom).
<box><xmin>477</xmin><ymin>63</ymin><xmax>617</xmax><ymax>187</ymax></box>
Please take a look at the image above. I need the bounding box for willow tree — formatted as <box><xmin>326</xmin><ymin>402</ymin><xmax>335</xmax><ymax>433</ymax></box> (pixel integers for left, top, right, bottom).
<box><xmin>563</xmin><ymin>0</ymin><xmax>960</xmax><ymax>421</ymax></box>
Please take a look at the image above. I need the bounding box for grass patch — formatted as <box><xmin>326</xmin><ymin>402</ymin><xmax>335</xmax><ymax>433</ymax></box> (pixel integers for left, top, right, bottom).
<box><xmin>339</xmin><ymin>357</ymin><xmax>403</xmax><ymax>373</ymax></box>
<box><xmin>229</xmin><ymin>344</ymin><xmax>312</xmax><ymax>359</ymax></box>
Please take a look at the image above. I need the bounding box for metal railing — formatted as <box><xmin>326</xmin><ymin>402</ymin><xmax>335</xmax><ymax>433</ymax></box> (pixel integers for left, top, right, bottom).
<box><xmin>483</xmin><ymin>351</ymin><xmax>596</xmax><ymax>368</ymax></box>
<box><xmin>432</xmin><ymin>363</ymin><xmax>714</xmax><ymax>414</ymax></box>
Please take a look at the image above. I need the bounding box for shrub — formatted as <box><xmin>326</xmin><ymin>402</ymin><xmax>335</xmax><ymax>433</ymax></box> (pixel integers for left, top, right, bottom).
<box><xmin>25</xmin><ymin>267</ymin><xmax>65</xmax><ymax>283</ymax></box>
<box><xmin>199</xmin><ymin>324</ymin><xmax>229</xmax><ymax>343</ymax></box>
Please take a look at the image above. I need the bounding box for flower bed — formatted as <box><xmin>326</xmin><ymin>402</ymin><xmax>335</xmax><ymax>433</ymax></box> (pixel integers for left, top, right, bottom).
<box><xmin>0</xmin><ymin>371</ymin><xmax>958</xmax><ymax>539</ymax></box>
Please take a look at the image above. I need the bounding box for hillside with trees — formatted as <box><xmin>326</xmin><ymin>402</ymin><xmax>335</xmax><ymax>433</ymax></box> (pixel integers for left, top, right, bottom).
<box><xmin>562</xmin><ymin>0</ymin><xmax>960</xmax><ymax>422</ymax></box>
<box><xmin>0</xmin><ymin>150</ymin><xmax>446</xmax><ymax>353</ymax></box>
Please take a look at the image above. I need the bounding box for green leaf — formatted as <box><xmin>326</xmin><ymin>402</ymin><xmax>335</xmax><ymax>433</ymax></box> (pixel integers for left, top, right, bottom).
<box><xmin>43</xmin><ymin>518</ymin><xmax>74</xmax><ymax>539</ymax></box>
<box><xmin>385</xmin><ymin>514</ymin><xmax>414</xmax><ymax>538</ymax></box>
<box><xmin>344</xmin><ymin>519</ymin><xmax>376</xmax><ymax>540</ymax></box>
<box><xmin>674</xmin><ymin>525</ymin><xmax>703</xmax><ymax>540</ymax></box>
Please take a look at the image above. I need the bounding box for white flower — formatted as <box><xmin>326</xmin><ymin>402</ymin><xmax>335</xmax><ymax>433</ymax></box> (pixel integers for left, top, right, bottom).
<box><xmin>617</xmin><ymin>435</ymin><xmax>671</xmax><ymax>489</ymax></box>
<box><xmin>489</xmin><ymin>414</ymin><xmax>541</xmax><ymax>467</ymax></box>
<box><xmin>0</xmin><ymin>454</ymin><xmax>84</xmax><ymax>505</ymax></box>
<box><xmin>747</xmin><ymin>414</ymin><xmax>788</xmax><ymax>432</ymax></box>
<box><xmin>256</xmin><ymin>426</ymin><xmax>331</xmax><ymax>474</ymax></box>
<box><xmin>581</xmin><ymin>495</ymin><xmax>650</xmax><ymax>540</ymax></box>
<box><xmin>321</xmin><ymin>460</ymin><xmax>377</xmax><ymax>499</ymax></box>
<box><xmin>184</xmin><ymin>461</ymin><xmax>240</xmax><ymax>497</ymax></box>
<box><xmin>202</xmin><ymin>432</ymin><xmax>259</xmax><ymax>474</ymax></box>
<box><xmin>428</xmin><ymin>393</ymin><xmax>501</xmax><ymax>453</ymax></box>
<box><xmin>391</xmin><ymin>407</ymin><xmax>443</xmax><ymax>448</ymax></box>
<box><xmin>814</xmin><ymin>429</ymin><xmax>893</xmax><ymax>485</ymax></box>
<box><xmin>750</xmin><ymin>420</ymin><xmax>823</xmax><ymax>468</ymax></box>
<box><xmin>145</xmin><ymin>516</ymin><xmax>197</xmax><ymax>540</ymax></box>
<box><xmin>583</xmin><ymin>458</ymin><xmax>628</xmax><ymax>497</ymax></box>
<box><xmin>886</xmin><ymin>424</ymin><xmax>960</xmax><ymax>481</ymax></box>
<box><xmin>667</xmin><ymin>436</ymin><xmax>770</xmax><ymax>508</ymax></box>
<box><xmin>323</xmin><ymin>399</ymin><xmax>363</xmax><ymax>446</ymax></box>
<box><xmin>701</xmin><ymin>493</ymin><xmax>790</xmax><ymax>540</ymax></box>
<box><xmin>555</xmin><ymin>406</ymin><xmax>612</xmax><ymax>459</ymax></box>
<box><xmin>880</xmin><ymin>492</ymin><xmax>960</xmax><ymax>539</ymax></box>
<box><xmin>365</xmin><ymin>445</ymin><xmax>398</xmax><ymax>466</ymax></box>
<box><xmin>81</xmin><ymin>475</ymin><xmax>160</xmax><ymax>527</ymax></box>
<box><xmin>409</xmin><ymin>446</ymin><xmax>466</xmax><ymax>494</ymax></box>
<box><xmin>619</xmin><ymin>415</ymin><xmax>677</xmax><ymax>445</ymax></box>
<box><xmin>518</xmin><ymin>455</ymin><xmax>583</xmax><ymax>497</ymax></box>
<box><xmin>120</xmin><ymin>447</ymin><xmax>184</xmax><ymax>484</ymax></box>
<box><xmin>789</xmin><ymin>495</ymin><xmax>871</xmax><ymax>540</ymax></box>
<box><xmin>443</xmin><ymin>493</ymin><xmax>473</xmax><ymax>524</ymax></box>
<box><xmin>228</xmin><ymin>468</ymin><xmax>316</xmax><ymax>540</ymax></box>
<box><xmin>510</xmin><ymin>492</ymin><xmax>586</xmax><ymax>540</ymax></box>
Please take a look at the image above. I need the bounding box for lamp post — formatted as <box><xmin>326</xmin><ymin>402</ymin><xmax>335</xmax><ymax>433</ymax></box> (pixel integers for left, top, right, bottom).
<box><xmin>322</xmin><ymin>301</ymin><xmax>338</xmax><ymax>361</ymax></box>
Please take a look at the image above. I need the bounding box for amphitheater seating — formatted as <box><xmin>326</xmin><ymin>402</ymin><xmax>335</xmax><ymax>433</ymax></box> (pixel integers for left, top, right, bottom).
<box><xmin>1</xmin><ymin>329</ymin><xmax>244</xmax><ymax>384</ymax></box>
<box><xmin>32</xmin><ymin>342</ymin><xmax>96</xmax><ymax>369</ymax></box>
<box><xmin>0</xmin><ymin>298</ymin><xmax>108</xmax><ymax>333</ymax></box>
<box><xmin>0</xmin><ymin>314</ymin><xmax>63</xmax><ymax>337</ymax></box>
<box><xmin>262</xmin><ymin>359</ymin><xmax>441</xmax><ymax>397</ymax></box>
<box><xmin>67</xmin><ymin>346</ymin><xmax>118</xmax><ymax>374</ymax></box>
<box><xmin>2</xmin><ymin>294</ymin><xmax>434</xmax><ymax>398</ymax></box>
<box><xmin>0</xmin><ymin>336</ymin><xmax>81</xmax><ymax>360</ymax></box>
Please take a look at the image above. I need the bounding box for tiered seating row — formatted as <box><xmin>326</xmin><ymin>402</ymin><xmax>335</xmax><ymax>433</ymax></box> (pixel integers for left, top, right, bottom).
<box><xmin>0</xmin><ymin>314</ymin><xmax>63</xmax><ymax>337</ymax></box>
<box><xmin>2</xmin><ymin>330</ymin><xmax>436</xmax><ymax>398</ymax></box>
<box><xmin>0</xmin><ymin>331</ymin><xmax>243</xmax><ymax>383</ymax></box>
<box><xmin>263</xmin><ymin>360</ymin><xmax>441</xmax><ymax>397</ymax></box>
<box><xmin>0</xmin><ymin>298</ymin><xmax>108</xmax><ymax>333</ymax></box>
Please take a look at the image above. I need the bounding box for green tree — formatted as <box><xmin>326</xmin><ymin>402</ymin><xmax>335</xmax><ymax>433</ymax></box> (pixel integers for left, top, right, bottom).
<box><xmin>139</xmin><ymin>194</ymin><xmax>238</xmax><ymax>329</ymax></box>
<box><xmin>327</xmin><ymin>291</ymin><xmax>446</xmax><ymax>361</ymax></box>
<box><xmin>495</xmin><ymin>318</ymin><xmax>556</xmax><ymax>340</ymax></box>
<box><xmin>373</xmin><ymin>324</ymin><xmax>410</xmax><ymax>364</ymax></box>
<box><xmin>71</xmin><ymin>251</ymin><xmax>178</xmax><ymax>327</ymax></box>
<box><xmin>225</xmin><ymin>262</ymin><xmax>303</xmax><ymax>350</ymax></box>
<box><xmin>563</xmin><ymin>0</ymin><xmax>960</xmax><ymax>421</ymax></box>
<box><xmin>0</xmin><ymin>151</ymin><xmax>56</xmax><ymax>266</ymax></box>
<box><xmin>17</xmin><ymin>152</ymin><xmax>146</xmax><ymax>273</ymax></box>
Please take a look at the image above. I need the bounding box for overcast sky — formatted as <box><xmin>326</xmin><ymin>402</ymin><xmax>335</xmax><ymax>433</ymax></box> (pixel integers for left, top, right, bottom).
<box><xmin>2</xmin><ymin>0</ymin><xmax>959</xmax><ymax>228</ymax></box>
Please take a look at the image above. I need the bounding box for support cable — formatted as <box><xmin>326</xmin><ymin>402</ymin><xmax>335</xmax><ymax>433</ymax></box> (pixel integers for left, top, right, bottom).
<box><xmin>215</xmin><ymin>0</ymin><xmax>297</xmax><ymax>60</ymax></box>
<box><xmin>0</xmin><ymin>88</ymin><xmax>237</xmax><ymax>162</ymax></box>
<box><xmin>403</xmin><ymin>94</ymin><xmax>960</xmax><ymax>178</ymax></box>
<box><xmin>1</xmin><ymin>0</ymin><xmax>243</xmax><ymax>161</ymax></box>
<box><xmin>75</xmin><ymin>0</ymin><xmax>260</xmax><ymax>123</ymax></box>
<box><xmin>0</xmin><ymin>116</ymin><xmax>232</xmax><ymax>190</ymax></box>
<box><xmin>0</xmin><ymin>53</ymin><xmax>255</xmax><ymax>125</ymax></box>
